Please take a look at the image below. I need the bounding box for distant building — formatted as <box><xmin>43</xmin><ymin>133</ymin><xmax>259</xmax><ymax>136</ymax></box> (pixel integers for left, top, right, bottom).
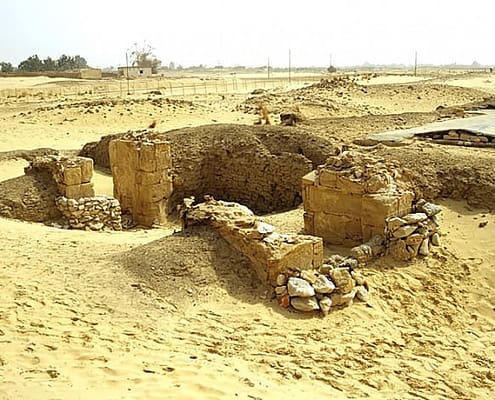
<box><xmin>118</xmin><ymin>66</ymin><xmax>153</xmax><ymax>78</ymax></box>
<box><xmin>78</xmin><ymin>69</ymin><xmax>102</xmax><ymax>79</ymax></box>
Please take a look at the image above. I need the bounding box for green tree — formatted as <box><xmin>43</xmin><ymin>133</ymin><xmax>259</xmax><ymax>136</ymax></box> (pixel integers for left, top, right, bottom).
<box><xmin>43</xmin><ymin>57</ymin><xmax>57</xmax><ymax>71</ymax></box>
<box><xmin>18</xmin><ymin>55</ymin><xmax>44</xmax><ymax>71</ymax></box>
<box><xmin>0</xmin><ymin>62</ymin><xmax>14</xmax><ymax>73</ymax></box>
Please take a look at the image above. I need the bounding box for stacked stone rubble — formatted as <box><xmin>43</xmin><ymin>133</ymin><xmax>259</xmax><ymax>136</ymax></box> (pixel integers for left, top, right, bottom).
<box><xmin>274</xmin><ymin>255</ymin><xmax>370</xmax><ymax>315</ymax></box>
<box><xmin>386</xmin><ymin>199</ymin><xmax>441</xmax><ymax>261</ymax></box>
<box><xmin>56</xmin><ymin>196</ymin><xmax>122</xmax><ymax>231</ymax></box>
<box><xmin>303</xmin><ymin>151</ymin><xmax>415</xmax><ymax>246</ymax></box>
<box><xmin>185</xmin><ymin>197</ymin><xmax>323</xmax><ymax>286</ymax></box>
<box><xmin>26</xmin><ymin>155</ymin><xmax>95</xmax><ymax>199</ymax></box>
<box><xmin>109</xmin><ymin>132</ymin><xmax>173</xmax><ymax>227</ymax></box>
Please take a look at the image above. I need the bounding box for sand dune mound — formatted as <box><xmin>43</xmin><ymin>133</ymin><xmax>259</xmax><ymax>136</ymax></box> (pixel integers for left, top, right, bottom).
<box><xmin>120</xmin><ymin>226</ymin><xmax>264</xmax><ymax>310</ymax></box>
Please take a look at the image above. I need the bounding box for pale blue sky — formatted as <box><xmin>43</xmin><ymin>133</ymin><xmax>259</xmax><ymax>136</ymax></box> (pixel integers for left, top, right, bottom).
<box><xmin>1</xmin><ymin>0</ymin><xmax>494</xmax><ymax>68</ymax></box>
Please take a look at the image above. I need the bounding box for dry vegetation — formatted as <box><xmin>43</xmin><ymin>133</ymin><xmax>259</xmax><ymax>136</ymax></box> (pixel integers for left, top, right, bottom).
<box><xmin>0</xmin><ymin>70</ymin><xmax>494</xmax><ymax>400</ymax></box>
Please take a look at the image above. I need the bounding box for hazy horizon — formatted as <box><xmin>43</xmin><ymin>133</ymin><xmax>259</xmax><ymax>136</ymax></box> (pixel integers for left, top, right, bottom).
<box><xmin>2</xmin><ymin>0</ymin><xmax>494</xmax><ymax>69</ymax></box>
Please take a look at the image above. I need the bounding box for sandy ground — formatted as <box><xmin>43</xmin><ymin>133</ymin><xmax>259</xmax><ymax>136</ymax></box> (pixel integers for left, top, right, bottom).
<box><xmin>0</xmin><ymin>72</ymin><xmax>494</xmax><ymax>399</ymax></box>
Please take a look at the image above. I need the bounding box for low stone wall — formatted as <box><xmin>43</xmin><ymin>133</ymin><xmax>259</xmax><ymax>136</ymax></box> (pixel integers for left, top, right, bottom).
<box><xmin>184</xmin><ymin>197</ymin><xmax>323</xmax><ymax>287</ymax></box>
<box><xmin>303</xmin><ymin>151</ymin><xmax>415</xmax><ymax>245</ymax></box>
<box><xmin>56</xmin><ymin>196</ymin><xmax>122</xmax><ymax>231</ymax></box>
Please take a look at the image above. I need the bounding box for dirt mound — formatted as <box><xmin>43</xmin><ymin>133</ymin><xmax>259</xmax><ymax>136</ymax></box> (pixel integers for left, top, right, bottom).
<box><xmin>0</xmin><ymin>172</ymin><xmax>60</xmax><ymax>222</ymax></box>
<box><xmin>367</xmin><ymin>142</ymin><xmax>495</xmax><ymax>209</ymax></box>
<box><xmin>0</xmin><ymin>148</ymin><xmax>59</xmax><ymax>162</ymax></box>
<box><xmin>119</xmin><ymin>226</ymin><xmax>263</xmax><ymax>310</ymax></box>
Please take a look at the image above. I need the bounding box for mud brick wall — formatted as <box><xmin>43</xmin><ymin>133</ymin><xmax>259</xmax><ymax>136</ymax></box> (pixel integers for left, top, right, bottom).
<box><xmin>185</xmin><ymin>198</ymin><xmax>323</xmax><ymax>286</ymax></box>
<box><xmin>109</xmin><ymin>137</ymin><xmax>173</xmax><ymax>227</ymax></box>
<box><xmin>303</xmin><ymin>151</ymin><xmax>415</xmax><ymax>246</ymax></box>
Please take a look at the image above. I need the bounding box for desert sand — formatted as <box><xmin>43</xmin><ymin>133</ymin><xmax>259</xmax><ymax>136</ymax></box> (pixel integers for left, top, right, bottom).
<box><xmin>0</xmin><ymin>71</ymin><xmax>494</xmax><ymax>399</ymax></box>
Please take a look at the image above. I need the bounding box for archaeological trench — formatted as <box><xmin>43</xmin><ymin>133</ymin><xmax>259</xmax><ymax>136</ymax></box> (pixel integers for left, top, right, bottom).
<box><xmin>1</xmin><ymin>121</ymin><xmax>494</xmax><ymax>315</ymax></box>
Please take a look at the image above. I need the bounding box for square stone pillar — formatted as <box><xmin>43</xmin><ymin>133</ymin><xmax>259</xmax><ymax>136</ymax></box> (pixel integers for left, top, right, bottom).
<box><xmin>109</xmin><ymin>138</ymin><xmax>173</xmax><ymax>227</ymax></box>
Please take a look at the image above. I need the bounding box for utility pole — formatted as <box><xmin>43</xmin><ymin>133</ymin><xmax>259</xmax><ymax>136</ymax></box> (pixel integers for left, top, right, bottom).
<box><xmin>125</xmin><ymin>52</ymin><xmax>130</xmax><ymax>95</ymax></box>
<box><xmin>414</xmin><ymin>51</ymin><xmax>418</xmax><ymax>77</ymax></box>
<box><xmin>267</xmin><ymin>56</ymin><xmax>270</xmax><ymax>79</ymax></box>
<box><xmin>288</xmin><ymin>48</ymin><xmax>292</xmax><ymax>85</ymax></box>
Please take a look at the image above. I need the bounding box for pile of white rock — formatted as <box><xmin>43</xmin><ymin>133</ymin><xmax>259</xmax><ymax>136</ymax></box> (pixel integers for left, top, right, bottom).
<box><xmin>56</xmin><ymin>196</ymin><xmax>122</xmax><ymax>231</ymax></box>
<box><xmin>275</xmin><ymin>255</ymin><xmax>370</xmax><ymax>316</ymax></box>
<box><xmin>386</xmin><ymin>199</ymin><xmax>441</xmax><ymax>261</ymax></box>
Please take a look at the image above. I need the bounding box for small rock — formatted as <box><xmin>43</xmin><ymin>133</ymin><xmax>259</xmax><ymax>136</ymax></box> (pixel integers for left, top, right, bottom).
<box><xmin>291</xmin><ymin>296</ymin><xmax>320</xmax><ymax>312</ymax></box>
<box><xmin>416</xmin><ymin>200</ymin><xmax>442</xmax><ymax>216</ymax></box>
<box><xmin>275</xmin><ymin>286</ymin><xmax>288</xmax><ymax>296</ymax></box>
<box><xmin>350</xmin><ymin>244</ymin><xmax>373</xmax><ymax>263</ymax></box>
<box><xmin>330</xmin><ymin>289</ymin><xmax>356</xmax><ymax>307</ymax></box>
<box><xmin>257</xmin><ymin>221</ymin><xmax>275</xmax><ymax>235</ymax></box>
<box><xmin>312</xmin><ymin>275</ymin><xmax>336</xmax><ymax>294</ymax></box>
<box><xmin>319</xmin><ymin>263</ymin><xmax>334</xmax><ymax>274</ymax></box>
<box><xmin>300</xmin><ymin>270</ymin><xmax>318</xmax><ymax>284</ymax></box>
<box><xmin>419</xmin><ymin>238</ymin><xmax>429</xmax><ymax>256</ymax></box>
<box><xmin>430</xmin><ymin>232</ymin><xmax>440</xmax><ymax>246</ymax></box>
<box><xmin>278</xmin><ymin>294</ymin><xmax>290</xmax><ymax>308</ymax></box>
<box><xmin>479</xmin><ymin>220</ymin><xmax>488</xmax><ymax>228</ymax></box>
<box><xmin>328</xmin><ymin>268</ymin><xmax>355</xmax><ymax>294</ymax></box>
<box><xmin>392</xmin><ymin>224</ymin><xmax>418</xmax><ymax>239</ymax></box>
<box><xmin>319</xmin><ymin>297</ymin><xmax>332</xmax><ymax>316</ymax></box>
<box><xmin>287</xmin><ymin>277</ymin><xmax>315</xmax><ymax>297</ymax></box>
<box><xmin>386</xmin><ymin>216</ymin><xmax>407</xmax><ymax>232</ymax></box>
<box><xmin>355</xmin><ymin>286</ymin><xmax>370</xmax><ymax>302</ymax></box>
<box><xmin>350</xmin><ymin>270</ymin><xmax>366</xmax><ymax>286</ymax></box>
<box><xmin>403</xmin><ymin>213</ymin><xmax>428</xmax><ymax>224</ymax></box>
<box><xmin>276</xmin><ymin>273</ymin><xmax>287</xmax><ymax>286</ymax></box>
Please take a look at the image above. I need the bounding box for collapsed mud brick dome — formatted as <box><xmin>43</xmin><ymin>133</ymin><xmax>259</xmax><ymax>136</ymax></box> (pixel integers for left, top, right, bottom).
<box><xmin>303</xmin><ymin>151</ymin><xmax>415</xmax><ymax>245</ymax></box>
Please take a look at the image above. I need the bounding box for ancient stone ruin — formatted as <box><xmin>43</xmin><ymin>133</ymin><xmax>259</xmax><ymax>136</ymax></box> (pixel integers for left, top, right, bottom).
<box><xmin>26</xmin><ymin>155</ymin><xmax>95</xmax><ymax>199</ymax></box>
<box><xmin>184</xmin><ymin>197</ymin><xmax>371</xmax><ymax>315</ymax></box>
<box><xmin>109</xmin><ymin>132</ymin><xmax>173</xmax><ymax>227</ymax></box>
<box><xmin>302</xmin><ymin>151</ymin><xmax>442</xmax><ymax>263</ymax></box>
<box><xmin>3</xmin><ymin>155</ymin><xmax>123</xmax><ymax>231</ymax></box>
<box><xmin>302</xmin><ymin>151</ymin><xmax>415</xmax><ymax>245</ymax></box>
<box><xmin>107</xmin><ymin>125</ymin><xmax>335</xmax><ymax>226</ymax></box>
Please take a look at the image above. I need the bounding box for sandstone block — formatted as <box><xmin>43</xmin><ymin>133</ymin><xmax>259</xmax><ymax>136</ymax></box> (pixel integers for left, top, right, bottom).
<box><xmin>393</xmin><ymin>224</ymin><xmax>418</xmax><ymax>238</ymax></box>
<box><xmin>60</xmin><ymin>184</ymin><xmax>81</xmax><ymax>199</ymax></box>
<box><xmin>303</xmin><ymin>211</ymin><xmax>314</xmax><ymax>235</ymax></box>
<box><xmin>306</xmin><ymin>186</ymin><xmax>362</xmax><ymax>214</ymax></box>
<box><xmin>138</xmin><ymin>143</ymin><xmax>158</xmax><ymax>172</ymax></box>
<box><xmin>80</xmin><ymin>157</ymin><xmax>93</xmax><ymax>183</ymax></box>
<box><xmin>63</xmin><ymin>166</ymin><xmax>82</xmax><ymax>186</ymax></box>
<box><xmin>80</xmin><ymin>182</ymin><xmax>95</xmax><ymax>198</ymax></box>
<box><xmin>336</xmin><ymin>175</ymin><xmax>365</xmax><ymax>194</ymax></box>
<box><xmin>317</xmin><ymin>169</ymin><xmax>338</xmax><ymax>188</ymax></box>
